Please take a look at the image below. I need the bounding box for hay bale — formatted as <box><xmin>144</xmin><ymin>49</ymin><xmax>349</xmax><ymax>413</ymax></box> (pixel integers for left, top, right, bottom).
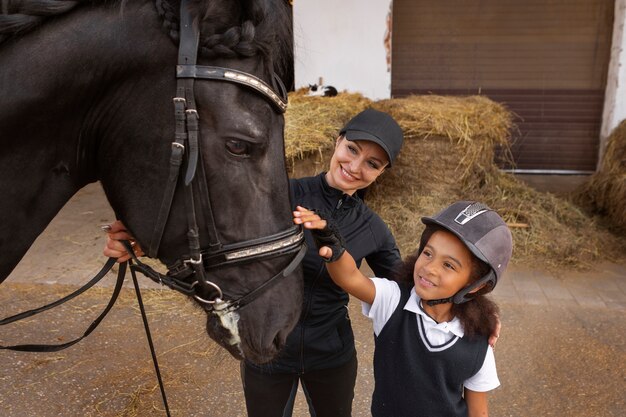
<box><xmin>373</xmin><ymin>95</ymin><xmax>514</xmax><ymax>187</ymax></box>
<box><xmin>285</xmin><ymin>92</ymin><xmax>626</xmax><ymax>271</ymax></box>
<box><xmin>575</xmin><ymin>120</ymin><xmax>626</xmax><ymax>231</ymax></box>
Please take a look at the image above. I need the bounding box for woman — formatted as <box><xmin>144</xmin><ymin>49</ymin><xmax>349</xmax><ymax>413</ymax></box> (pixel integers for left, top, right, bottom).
<box><xmin>104</xmin><ymin>109</ymin><xmax>404</xmax><ymax>417</ymax></box>
<box><xmin>240</xmin><ymin>109</ymin><xmax>404</xmax><ymax>417</ymax></box>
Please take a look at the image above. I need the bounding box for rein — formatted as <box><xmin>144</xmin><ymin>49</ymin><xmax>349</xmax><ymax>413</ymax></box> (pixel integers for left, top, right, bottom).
<box><xmin>0</xmin><ymin>258</ymin><xmax>124</xmax><ymax>352</ymax></box>
<box><xmin>0</xmin><ymin>256</ymin><xmax>173</xmax><ymax>416</ymax></box>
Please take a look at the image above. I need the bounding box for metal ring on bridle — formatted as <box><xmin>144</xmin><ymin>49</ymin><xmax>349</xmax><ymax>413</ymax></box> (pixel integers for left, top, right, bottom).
<box><xmin>191</xmin><ymin>280</ymin><xmax>224</xmax><ymax>304</ymax></box>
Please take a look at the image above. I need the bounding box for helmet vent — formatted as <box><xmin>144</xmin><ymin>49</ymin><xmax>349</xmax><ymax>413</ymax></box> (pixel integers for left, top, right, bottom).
<box><xmin>454</xmin><ymin>202</ymin><xmax>490</xmax><ymax>225</ymax></box>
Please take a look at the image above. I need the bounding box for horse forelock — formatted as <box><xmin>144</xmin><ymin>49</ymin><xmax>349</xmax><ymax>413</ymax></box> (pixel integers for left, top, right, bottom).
<box><xmin>183</xmin><ymin>0</ymin><xmax>293</xmax><ymax>83</ymax></box>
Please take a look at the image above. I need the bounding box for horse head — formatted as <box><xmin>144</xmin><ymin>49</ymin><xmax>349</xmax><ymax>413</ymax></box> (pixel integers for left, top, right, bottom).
<box><xmin>0</xmin><ymin>0</ymin><xmax>303</xmax><ymax>364</ymax></box>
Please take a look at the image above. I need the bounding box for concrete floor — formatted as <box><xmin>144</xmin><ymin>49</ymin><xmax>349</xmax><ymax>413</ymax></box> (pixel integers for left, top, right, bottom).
<box><xmin>2</xmin><ymin>182</ymin><xmax>625</xmax><ymax>417</ymax></box>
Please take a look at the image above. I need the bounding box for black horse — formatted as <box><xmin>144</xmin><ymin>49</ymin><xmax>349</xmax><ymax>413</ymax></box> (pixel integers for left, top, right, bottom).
<box><xmin>0</xmin><ymin>0</ymin><xmax>304</xmax><ymax>364</ymax></box>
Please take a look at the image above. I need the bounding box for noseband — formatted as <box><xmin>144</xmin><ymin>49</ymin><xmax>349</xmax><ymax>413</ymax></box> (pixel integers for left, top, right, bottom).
<box><xmin>129</xmin><ymin>0</ymin><xmax>305</xmax><ymax>313</ymax></box>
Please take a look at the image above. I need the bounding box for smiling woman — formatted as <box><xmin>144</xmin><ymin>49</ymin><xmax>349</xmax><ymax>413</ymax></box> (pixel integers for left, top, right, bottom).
<box><xmin>326</xmin><ymin>108</ymin><xmax>403</xmax><ymax>195</ymax></box>
<box><xmin>238</xmin><ymin>109</ymin><xmax>405</xmax><ymax>417</ymax></box>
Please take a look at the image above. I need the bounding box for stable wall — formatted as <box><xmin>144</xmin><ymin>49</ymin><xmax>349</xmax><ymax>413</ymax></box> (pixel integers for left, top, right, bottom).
<box><xmin>601</xmin><ymin>0</ymin><xmax>626</xmax><ymax>164</ymax></box>
<box><xmin>293</xmin><ymin>0</ymin><xmax>392</xmax><ymax>100</ymax></box>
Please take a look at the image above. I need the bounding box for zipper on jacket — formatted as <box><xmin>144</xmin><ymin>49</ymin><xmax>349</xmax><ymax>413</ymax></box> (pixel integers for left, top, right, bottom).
<box><xmin>299</xmin><ymin>261</ymin><xmax>326</xmax><ymax>374</ymax></box>
<box><xmin>299</xmin><ymin>199</ymin><xmax>342</xmax><ymax>374</ymax></box>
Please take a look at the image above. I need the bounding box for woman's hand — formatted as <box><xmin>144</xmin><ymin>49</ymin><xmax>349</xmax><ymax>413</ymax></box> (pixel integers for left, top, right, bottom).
<box><xmin>102</xmin><ymin>220</ymin><xmax>144</xmax><ymax>263</ymax></box>
<box><xmin>488</xmin><ymin>316</ymin><xmax>501</xmax><ymax>348</ymax></box>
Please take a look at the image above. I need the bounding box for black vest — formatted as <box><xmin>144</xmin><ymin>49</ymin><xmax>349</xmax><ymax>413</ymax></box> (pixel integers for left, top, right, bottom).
<box><xmin>372</xmin><ymin>285</ymin><xmax>488</xmax><ymax>417</ymax></box>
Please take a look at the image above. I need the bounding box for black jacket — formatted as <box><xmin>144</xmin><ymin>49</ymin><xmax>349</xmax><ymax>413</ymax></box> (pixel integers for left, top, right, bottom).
<box><xmin>252</xmin><ymin>173</ymin><xmax>401</xmax><ymax>373</ymax></box>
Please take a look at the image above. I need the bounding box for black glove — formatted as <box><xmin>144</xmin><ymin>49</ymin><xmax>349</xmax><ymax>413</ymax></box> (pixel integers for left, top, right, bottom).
<box><xmin>310</xmin><ymin>209</ymin><xmax>346</xmax><ymax>263</ymax></box>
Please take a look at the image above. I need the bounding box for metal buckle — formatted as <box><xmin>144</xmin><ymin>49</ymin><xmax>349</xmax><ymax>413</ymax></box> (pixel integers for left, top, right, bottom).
<box><xmin>184</xmin><ymin>254</ymin><xmax>203</xmax><ymax>265</ymax></box>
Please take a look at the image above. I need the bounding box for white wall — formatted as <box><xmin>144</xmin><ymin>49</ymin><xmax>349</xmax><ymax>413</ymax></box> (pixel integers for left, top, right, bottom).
<box><xmin>293</xmin><ymin>0</ymin><xmax>392</xmax><ymax>100</ymax></box>
<box><xmin>601</xmin><ymin>0</ymin><xmax>626</xmax><ymax>165</ymax></box>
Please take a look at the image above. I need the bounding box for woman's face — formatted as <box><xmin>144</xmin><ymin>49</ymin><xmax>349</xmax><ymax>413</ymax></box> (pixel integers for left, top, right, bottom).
<box><xmin>325</xmin><ymin>137</ymin><xmax>388</xmax><ymax>195</ymax></box>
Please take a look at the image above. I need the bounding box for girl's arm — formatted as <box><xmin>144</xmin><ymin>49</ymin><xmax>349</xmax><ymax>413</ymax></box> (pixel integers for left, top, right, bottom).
<box><xmin>293</xmin><ymin>206</ymin><xmax>376</xmax><ymax>304</ymax></box>
<box><xmin>464</xmin><ymin>388</ymin><xmax>488</xmax><ymax>417</ymax></box>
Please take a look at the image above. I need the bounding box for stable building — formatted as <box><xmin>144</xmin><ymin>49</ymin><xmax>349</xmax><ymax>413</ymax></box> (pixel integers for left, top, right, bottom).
<box><xmin>293</xmin><ymin>0</ymin><xmax>626</xmax><ymax>173</ymax></box>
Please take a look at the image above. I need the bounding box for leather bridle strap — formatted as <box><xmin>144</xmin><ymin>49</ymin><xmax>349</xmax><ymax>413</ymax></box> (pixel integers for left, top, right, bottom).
<box><xmin>176</xmin><ymin>65</ymin><xmax>288</xmax><ymax>113</ymax></box>
<box><xmin>148</xmin><ymin>0</ymin><xmax>202</xmax><ymax>258</ymax></box>
<box><xmin>124</xmin><ymin>237</ymin><xmax>306</xmax><ymax>311</ymax></box>
<box><xmin>0</xmin><ymin>258</ymin><xmax>125</xmax><ymax>352</ymax></box>
<box><xmin>218</xmin><ymin>243</ymin><xmax>306</xmax><ymax>312</ymax></box>
<box><xmin>147</xmin><ymin>0</ymin><xmax>289</xmax><ymax>261</ymax></box>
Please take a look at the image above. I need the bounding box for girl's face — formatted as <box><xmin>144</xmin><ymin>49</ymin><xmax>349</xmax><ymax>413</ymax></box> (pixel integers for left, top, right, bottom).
<box><xmin>325</xmin><ymin>137</ymin><xmax>388</xmax><ymax>195</ymax></box>
<box><xmin>413</xmin><ymin>230</ymin><xmax>474</xmax><ymax>303</ymax></box>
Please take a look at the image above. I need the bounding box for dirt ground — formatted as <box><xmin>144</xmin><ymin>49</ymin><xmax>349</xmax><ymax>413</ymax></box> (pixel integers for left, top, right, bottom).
<box><xmin>1</xmin><ymin>183</ymin><xmax>625</xmax><ymax>416</ymax></box>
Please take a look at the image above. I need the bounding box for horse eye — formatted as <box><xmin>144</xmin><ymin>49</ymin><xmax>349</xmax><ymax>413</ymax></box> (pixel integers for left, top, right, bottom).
<box><xmin>226</xmin><ymin>139</ymin><xmax>251</xmax><ymax>156</ymax></box>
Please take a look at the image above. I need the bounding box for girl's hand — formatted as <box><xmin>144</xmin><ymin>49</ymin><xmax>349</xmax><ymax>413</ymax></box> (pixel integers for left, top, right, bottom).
<box><xmin>102</xmin><ymin>220</ymin><xmax>144</xmax><ymax>263</ymax></box>
<box><xmin>293</xmin><ymin>206</ymin><xmax>327</xmax><ymax>229</ymax></box>
<box><xmin>293</xmin><ymin>206</ymin><xmax>342</xmax><ymax>261</ymax></box>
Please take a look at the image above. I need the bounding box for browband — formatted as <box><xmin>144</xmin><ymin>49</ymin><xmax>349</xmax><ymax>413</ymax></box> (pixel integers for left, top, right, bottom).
<box><xmin>176</xmin><ymin>65</ymin><xmax>288</xmax><ymax>113</ymax></box>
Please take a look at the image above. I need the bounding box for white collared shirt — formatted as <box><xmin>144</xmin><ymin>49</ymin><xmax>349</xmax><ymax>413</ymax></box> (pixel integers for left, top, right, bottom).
<box><xmin>362</xmin><ymin>277</ymin><xmax>500</xmax><ymax>392</ymax></box>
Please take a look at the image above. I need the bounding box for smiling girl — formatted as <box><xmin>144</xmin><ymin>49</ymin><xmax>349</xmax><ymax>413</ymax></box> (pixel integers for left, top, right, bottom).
<box><xmin>294</xmin><ymin>201</ymin><xmax>513</xmax><ymax>417</ymax></box>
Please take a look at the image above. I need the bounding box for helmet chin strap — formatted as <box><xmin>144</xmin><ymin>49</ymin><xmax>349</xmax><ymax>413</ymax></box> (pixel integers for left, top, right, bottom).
<box><xmin>425</xmin><ymin>297</ymin><xmax>454</xmax><ymax>306</ymax></box>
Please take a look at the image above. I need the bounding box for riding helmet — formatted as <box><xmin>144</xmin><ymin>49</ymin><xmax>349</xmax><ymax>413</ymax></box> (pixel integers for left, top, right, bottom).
<box><xmin>419</xmin><ymin>201</ymin><xmax>513</xmax><ymax>305</ymax></box>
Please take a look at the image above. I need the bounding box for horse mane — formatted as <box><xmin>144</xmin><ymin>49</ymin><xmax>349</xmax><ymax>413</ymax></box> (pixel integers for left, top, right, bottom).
<box><xmin>0</xmin><ymin>0</ymin><xmax>83</xmax><ymax>43</ymax></box>
<box><xmin>0</xmin><ymin>0</ymin><xmax>293</xmax><ymax>78</ymax></box>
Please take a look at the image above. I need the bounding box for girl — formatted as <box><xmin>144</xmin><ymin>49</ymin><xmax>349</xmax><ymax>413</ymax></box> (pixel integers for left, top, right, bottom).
<box><xmin>294</xmin><ymin>200</ymin><xmax>512</xmax><ymax>417</ymax></box>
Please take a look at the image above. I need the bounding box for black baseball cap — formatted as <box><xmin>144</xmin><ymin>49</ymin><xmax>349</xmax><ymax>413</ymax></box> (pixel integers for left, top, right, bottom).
<box><xmin>339</xmin><ymin>109</ymin><xmax>404</xmax><ymax>167</ymax></box>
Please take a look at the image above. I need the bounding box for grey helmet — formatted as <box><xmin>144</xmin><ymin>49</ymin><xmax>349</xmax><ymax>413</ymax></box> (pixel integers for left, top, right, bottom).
<box><xmin>420</xmin><ymin>201</ymin><xmax>513</xmax><ymax>305</ymax></box>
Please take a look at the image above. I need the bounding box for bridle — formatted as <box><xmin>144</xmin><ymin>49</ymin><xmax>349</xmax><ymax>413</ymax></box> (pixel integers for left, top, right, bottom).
<box><xmin>0</xmin><ymin>0</ymin><xmax>302</xmax><ymax>342</ymax></box>
<box><xmin>127</xmin><ymin>0</ymin><xmax>305</xmax><ymax>314</ymax></box>
<box><xmin>122</xmin><ymin>0</ymin><xmax>306</xmax><ymax>311</ymax></box>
